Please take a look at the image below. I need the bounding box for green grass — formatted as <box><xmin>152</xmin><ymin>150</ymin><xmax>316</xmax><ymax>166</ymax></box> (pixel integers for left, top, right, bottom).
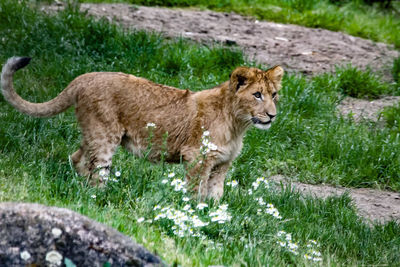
<box><xmin>1</xmin><ymin>1</ymin><xmax>400</xmax><ymax>266</ymax></box>
<box><xmin>80</xmin><ymin>0</ymin><xmax>400</xmax><ymax>48</ymax></box>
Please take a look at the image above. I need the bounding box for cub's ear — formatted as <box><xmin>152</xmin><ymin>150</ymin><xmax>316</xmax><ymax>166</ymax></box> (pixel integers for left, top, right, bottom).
<box><xmin>266</xmin><ymin>65</ymin><xmax>284</xmax><ymax>87</ymax></box>
<box><xmin>229</xmin><ymin>67</ymin><xmax>251</xmax><ymax>92</ymax></box>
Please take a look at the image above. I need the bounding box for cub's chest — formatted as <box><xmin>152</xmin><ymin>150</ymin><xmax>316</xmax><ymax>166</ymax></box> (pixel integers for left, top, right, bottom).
<box><xmin>214</xmin><ymin>136</ymin><xmax>244</xmax><ymax>164</ymax></box>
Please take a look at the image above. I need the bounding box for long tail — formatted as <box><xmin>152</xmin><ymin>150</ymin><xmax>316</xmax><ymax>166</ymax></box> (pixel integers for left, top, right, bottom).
<box><xmin>1</xmin><ymin>57</ymin><xmax>76</xmax><ymax>117</ymax></box>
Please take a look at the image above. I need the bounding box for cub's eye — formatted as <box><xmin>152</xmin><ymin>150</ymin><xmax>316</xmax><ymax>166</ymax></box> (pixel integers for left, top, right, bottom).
<box><xmin>272</xmin><ymin>92</ymin><xmax>277</xmax><ymax>99</ymax></box>
<box><xmin>253</xmin><ymin>92</ymin><xmax>262</xmax><ymax>99</ymax></box>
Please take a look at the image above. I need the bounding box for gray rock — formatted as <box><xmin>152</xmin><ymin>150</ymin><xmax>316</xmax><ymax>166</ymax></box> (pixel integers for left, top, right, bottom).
<box><xmin>0</xmin><ymin>202</ymin><xmax>163</xmax><ymax>266</ymax></box>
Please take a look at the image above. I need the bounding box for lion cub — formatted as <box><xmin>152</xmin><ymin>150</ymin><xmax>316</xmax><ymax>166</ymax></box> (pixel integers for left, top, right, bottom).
<box><xmin>1</xmin><ymin>57</ymin><xmax>283</xmax><ymax>199</ymax></box>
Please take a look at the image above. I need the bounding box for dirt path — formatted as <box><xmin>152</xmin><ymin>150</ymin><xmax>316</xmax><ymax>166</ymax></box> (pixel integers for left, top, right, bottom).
<box><xmin>44</xmin><ymin>3</ymin><xmax>400</xmax><ymax>224</ymax></box>
<box><xmin>338</xmin><ymin>96</ymin><xmax>400</xmax><ymax>122</ymax></box>
<box><xmin>69</xmin><ymin>3</ymin><xmax>399</xmax><ymax>78</ymax></box>
<box><xmin>270</xmin><ymin>175</ymin><xmax>400</xmax><ymax>223</ymax></box>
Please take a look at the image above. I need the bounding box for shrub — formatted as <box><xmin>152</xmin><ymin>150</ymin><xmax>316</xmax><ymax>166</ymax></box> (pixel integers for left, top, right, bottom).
<box><xmin>335</xmin><ymin>65</ymin><xmax>389</xmax><ymax>99</ymax></box>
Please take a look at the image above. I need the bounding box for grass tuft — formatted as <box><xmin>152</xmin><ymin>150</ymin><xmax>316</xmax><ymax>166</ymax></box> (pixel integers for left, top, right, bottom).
<box><xmin>334</xmin><ymin>65</ymin><xmax>391</xmax><ymax>99</ymax></box>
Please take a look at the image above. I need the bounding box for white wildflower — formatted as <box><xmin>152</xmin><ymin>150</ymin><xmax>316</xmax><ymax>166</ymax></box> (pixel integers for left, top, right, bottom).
<box><xmin>191</xmin><ymin>215</ymin><xmax>209</xmax><ymax>227</ymax></box>
<box><xmin>115</xmin><ymin>171</ymin><xmax>121</xmax><ymax>177</ymax></box>
<box><xmin>278</xmin><ymin>241</ymin><xmax>286</xmax><ymax>247</ymax></box>
<box><xmin>252</xmin><ymin>180</ymin><xmax>260</xmax><ymax>190</ymax></box>
<box><xmin>171</xmin><ymin>178</ymin><xmax>186</xmax><ymax>192</ymax></box>
<box><xmin>312</xmin><ymin>250</ymin><xmax>322</xmax><ymax>256</ymax></box>
<box><xmin>168</xmin><ymin>172</ymin><xmax>175</xmax><ymax>178</ymax></box>
<box><xmin>256</xmin><ymin>197</ymin><xmax>266</xmax><ymax>206</ymax></box>
<box><xmin>183</xmin><ymin>204</ymin><xmax>191</xmax><ymax>211</ymax></box>
<box><xmin>196</xmin><ymin>203</ymin><xmax>208</xmax><ymax>210</ymax></box>
<box><xmin>161</xmin><ymin>179</ymin><xmax>168</xmax><ymax>184</ymax></box>
<box><xmin>146</xmin><ymin>122</ymin><xmax>156</xmax><ymax>128</ymax></box>
<box><xmin>200</xmin><ymin>130</ymin><xmax>218</xmax><ymax>154</ymax></box>
<box><xmin>277</xmin><ymin>230</ymin><xmax>286</xmax><ymax>237</ymax></box>
<box><xmin>252</xmin><ymin>177</ymin><xmax>269</xmax><ymax>190</ymax></box>
<box><xmin>98</xmin><ymin>169</ymin><xmax>107</xmax><ymax>177</ymax></box>
<box><xmin>266</xmin><ymin>203</ymin><xmax>282</xmax><ymax>219</ymax></box>
<box><xmin>226</xmin><ymin>180</ymin><xmax>238</xmax><ymax>187</ymax></box>
<box><xmin>209</xmin><ymin>204</ymin><xmax>232</xmax><ymax>224</ymax></box>
<box><xmin>154</xmin><ymin>213</ymin><xmax>166</xmax><ymax>221</ymax></box>
<box><xmin>153</xmin><ymin>205</ymin><xmax>161</xmax><ymax>210</ymax></box>
<box><xmin>182</xmin><ymin>196</ymin><xmax>190</xmax><ymax>202</ymax></box>
<box><xmin>137</xmin><ymin>217</ymin><xmax>145</xmax><ymax>223</ymax></box>
<box><xmin>285</xmin><ymin>233</ymin><xmax>292</xmax><ymax>241</ymax></box>
<box><xmin>90</xmin><ymin>195</ymin><xmax>96</xmax><ymax>199</ymax></box>
<box><xmin>304</xmin><ymin>254</ymin><xmax>312</xmax><ymax>260</ymax></box>
<box><xmin>288</xmin><ymin>241</ymin><xmax>298</xmax><ymax>250</ymax></box>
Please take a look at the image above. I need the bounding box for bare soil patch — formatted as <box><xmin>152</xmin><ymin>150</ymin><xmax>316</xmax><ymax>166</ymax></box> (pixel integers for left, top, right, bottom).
<box><xmin>338</xmin><ymin>96</ymin><xmax>400</xmax><ymax>122</ymax></box>
<box><xmin>44</xmin><ymin>3</ymin><xmax>400</xmax><ymax>224</ymax></box>
<box><xmin>270</xmin><ymin>175</ymin><xmax>400</xmax><ymax>223</ymax></box>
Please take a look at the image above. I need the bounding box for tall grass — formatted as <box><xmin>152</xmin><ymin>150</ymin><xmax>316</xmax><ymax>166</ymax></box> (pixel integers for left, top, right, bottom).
<box><xmin>1</xmin><ymin>1</ymin><xmax>400</xmax><ymax>266</ymax></box>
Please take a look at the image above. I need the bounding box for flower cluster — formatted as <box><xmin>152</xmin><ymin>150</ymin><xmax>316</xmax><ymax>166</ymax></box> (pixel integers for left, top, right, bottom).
<box><xmin>247</xmin><ymin>176</ymin><xmax>323</xmax><ymax>262</ymax></box>
<box><xmin>200</xmin><ymin>130</ymin><xmax>218</xmax><ymax>155</ymax></box>
<box><xmin>276</xmin><ymin>231</ymin><xmax>299</xmax><ymax>255</ymax></box>
<box><xmin>171</xmin><ymin>178</ymin><xmax>187</xmax><ymax>193</ymax></box>
<box><xmin>98</xmin><ymin>166</ymin><xmax>120</xmax><ymax>183</ymax></box>
<box><xmin>153</xmin><ymin>204</ymin><xmax>211</xmax><ymax>237</ymax></box>
<box><xmin>304</xmin><ymin>240</ymin><xmax>323</xmax><ymax>262</ymax></box>
<box><xmin>266</xmin><ymin>203</ymin><xmax>282</xmax><ymax>219</ymax></box>
<box><xmin>134</xmin><ymin>172</ymin><xmax>233</xmax><ymax>238</ymax></box>
<box><xmin>252</xmin><ymin>176</ymin><xmax>269</xmax><ymax>190</ymax></box>
<box><xmin>209</xmin><ymin>204</ymin><xmax>232</xmax><ymax>224</ymax></box>
<box><xmin>276</xmin><ymin>231</ymin><xmax>323</xmax><ymax>261</ymax></box>
<box><xmin>254</xmin><ymin>197</ymin><xmax>282</xmax><ymax>219</ymax></box>
<box><xmin>226</xmin><ymin>180</ymin><xmax>238</xmax><ymax>187</ymax></box>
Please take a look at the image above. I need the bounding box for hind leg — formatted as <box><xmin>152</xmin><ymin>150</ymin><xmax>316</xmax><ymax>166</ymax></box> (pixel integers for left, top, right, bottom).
<box><xmin>71</xmin><ymin>147</ymin><xmax>90</xmax><ymax>176</ymax></box>
<box><xmin>75</xmin><ymin>119</ymin><xmax>123</xmax><ymax>185</ymax></box>
<box><xmin>84</xmin><ymin>133</ymin><xmax>122</xmax><ymax>185</ymax></box>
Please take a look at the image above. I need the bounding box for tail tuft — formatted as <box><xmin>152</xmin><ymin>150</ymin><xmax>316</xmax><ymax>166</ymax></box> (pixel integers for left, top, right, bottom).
<box><xmin>12</xmin><ymin>57</ymin><xmax>31</xmax><ymax>71</ymax></box>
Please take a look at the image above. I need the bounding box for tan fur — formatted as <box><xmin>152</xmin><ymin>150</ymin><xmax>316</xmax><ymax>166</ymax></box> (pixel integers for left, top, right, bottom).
<box><xmin>1</xmin><ymin>57</ymin><xmax>283</xmax><ymax>199</ymax></box>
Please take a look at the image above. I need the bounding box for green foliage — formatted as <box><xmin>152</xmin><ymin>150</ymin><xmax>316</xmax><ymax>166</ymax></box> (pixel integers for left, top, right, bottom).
<box><xmin>380</xmin><ymin>104</ymin><xmax>400</xmax><ymax>133</ymax></box>
<box><xmin>334</xmin><ymin>65</ymin><xmax>390</xmax><ymax>99</ymax></box>
<box><xmin>1</xmin><ymin>1</ymin><xmax>400</xmax><ymax>266</ymax></box>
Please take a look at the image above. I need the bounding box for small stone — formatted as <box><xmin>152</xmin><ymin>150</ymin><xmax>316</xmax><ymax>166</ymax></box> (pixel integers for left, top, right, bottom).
<box><xmin>20</xmin><ymin>250</ymin><xmax>31</xmax><ymax>261</ymax></box>
<box><xmin>52</xmin><ymin>228</ymin><xmax>62</xmax><ymax>238</ymax></box>
<box><xmin>46</xmin><ymin>250</ymin><xmax>63</xmax><ymax>266</ymax></box>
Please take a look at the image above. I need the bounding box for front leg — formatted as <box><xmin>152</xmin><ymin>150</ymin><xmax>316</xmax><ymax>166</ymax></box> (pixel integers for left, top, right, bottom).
<box><xmin>207</xmin><ymin>162</ymin><xmax>231</xmax><ymax>200</ymax></box>
<box><xmin>185</xmin><ymin>158</ymin><xmax>215</xmax><ymax>199</ymax></box>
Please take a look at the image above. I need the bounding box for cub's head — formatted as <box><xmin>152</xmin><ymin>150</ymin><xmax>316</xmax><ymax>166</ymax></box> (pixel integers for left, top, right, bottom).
<box><xmin>229</xmin><ymin>66</ymin><xmax>284</xmax><ymax>130</ymax></box>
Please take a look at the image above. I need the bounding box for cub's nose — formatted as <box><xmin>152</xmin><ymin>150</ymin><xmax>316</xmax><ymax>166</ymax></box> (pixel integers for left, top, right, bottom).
<box><xmin>267</xmin><ymin>113</ymin><xmax>276</xmax><ymax>119</ymax></box>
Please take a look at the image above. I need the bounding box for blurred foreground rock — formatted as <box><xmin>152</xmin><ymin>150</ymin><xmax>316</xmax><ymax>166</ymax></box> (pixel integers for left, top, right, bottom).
<box><xmin>0</xmin><ymin>202</ymin><xmax>163</xmax><ymax>266</ymax></box>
